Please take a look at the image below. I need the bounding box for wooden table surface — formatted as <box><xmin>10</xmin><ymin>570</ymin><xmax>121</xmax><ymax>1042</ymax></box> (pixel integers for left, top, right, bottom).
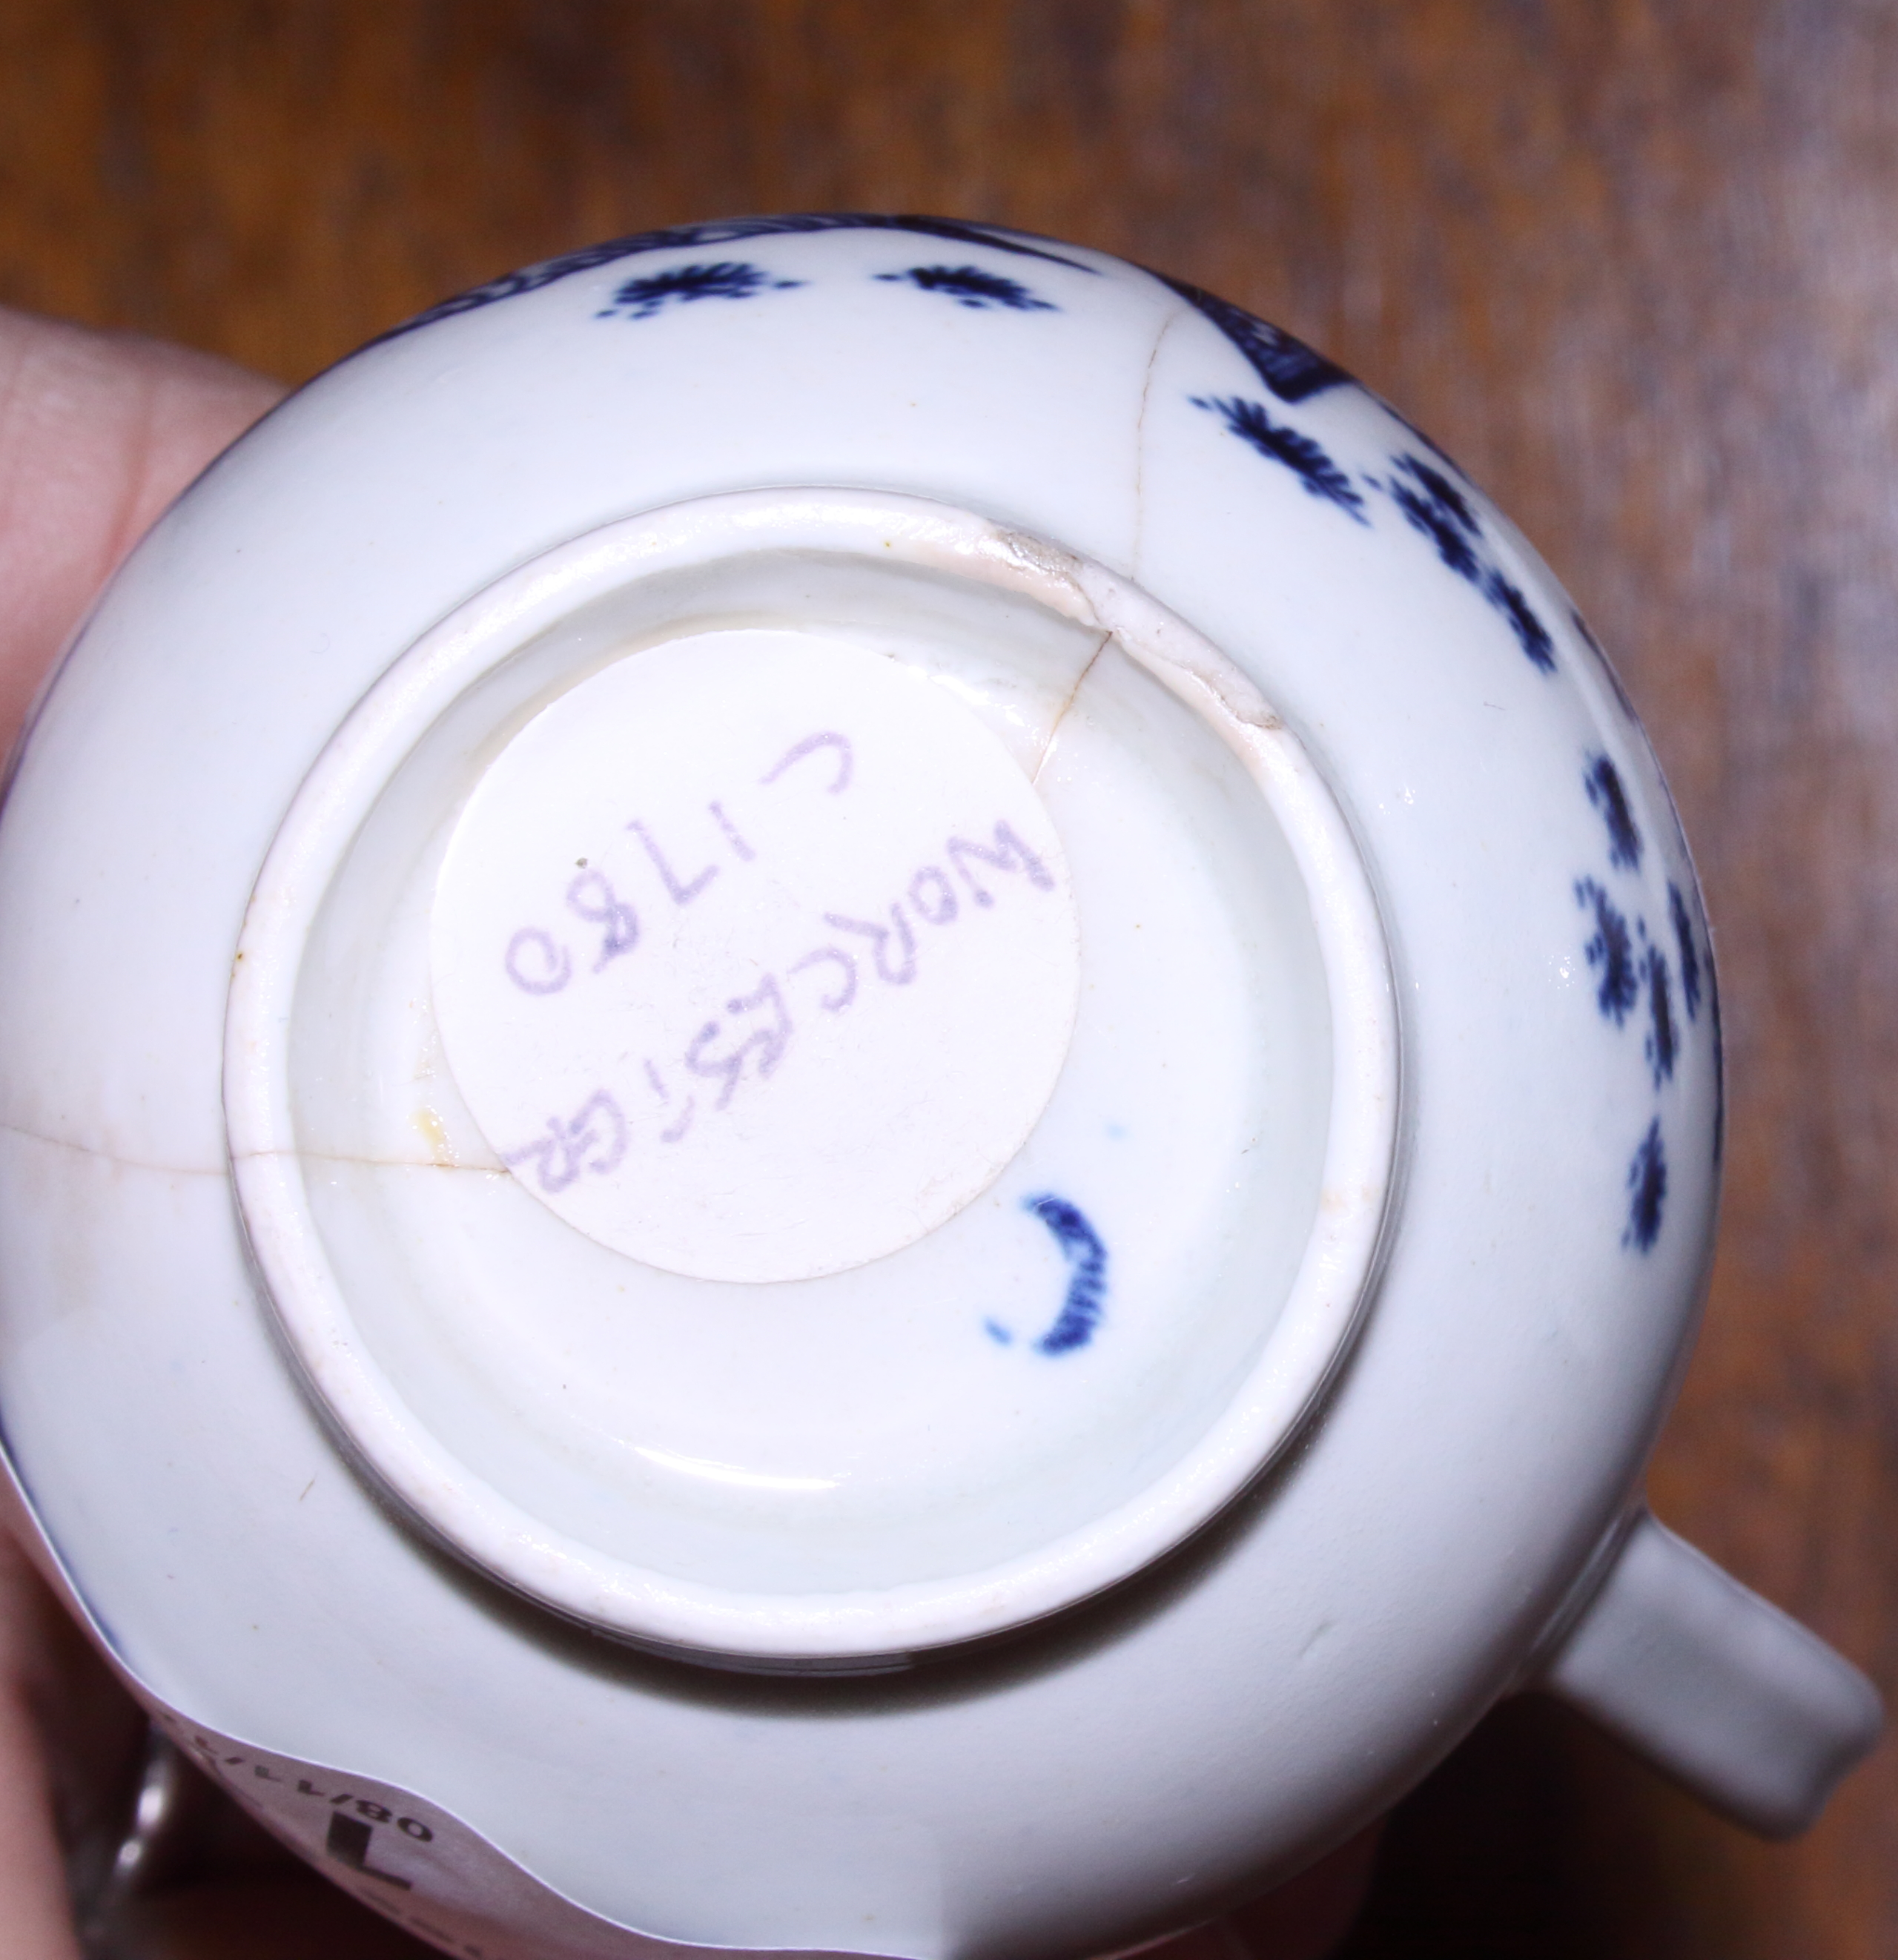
<box><xmin>3</xmin><ymin>4</ymin><xmax>1894</xmax><ymax>1955</ymax></box>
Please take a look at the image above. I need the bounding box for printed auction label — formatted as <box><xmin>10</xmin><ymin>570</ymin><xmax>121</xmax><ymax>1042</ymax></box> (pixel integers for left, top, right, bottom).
<box><xmin>155</xmin><ymin>1711</ymin><xmax>871</xmax><ymax>1960</ymax></box>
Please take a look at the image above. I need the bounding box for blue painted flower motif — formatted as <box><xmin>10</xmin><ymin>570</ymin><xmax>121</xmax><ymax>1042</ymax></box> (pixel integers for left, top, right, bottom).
<box><xmin>1385</xmin><ymin>454</ymin><xmax>1481</xmax><ymax>578</ymax></box>
<box><xmin>1486</xmin><ymin>577</ymin><xmax>1557</xmax><ymax>673</ymax></box>
<box><xmin>875</xmin><ymin>264</ymin><xmax>1057</xmax><ymax>311</ymax></box>
<box><xmin>1576</xmin><ymin>877</ymin><xmax>1639</xmax><ymax>1023</ymax></box>
<box><xmin>1624</xmin><ymin>1120</ymin><xmax>1667</xmax><ymax>1252</ymax></box>
<box><xmin>1584</xmin><ymin>754</ymin><xmax>1643</xmax><ymax>870</ymax></box>
<box><xmin>597</xmin><ymin>261</ymin><xmax>803</xmax><ymax>320</ymax></box>
<box><xmin>1158</xmin><ymin>277</ymin><xmax>1350</xmax><ymax>402</ymax></box>
<box><xmin>1191</xmin><ymin>395</ymin><xmax>1366</xmax><ymax>520</ymax></box>
<box><xmin>1172</xmin><ymin>346</ymin><xmax>1554</xmax><ymax>673</ymax></box>
<box><xmin>374</xmin><ymin>213</ymin><xmax>1096</xmax><ymax>344</ymax></box>
<box><xmin>1384</xmin><ymin>456</ymin><xmax>1555</xmax><ymax>673</ymax></box>
<box><xmin>1573</xmin><ymin>751</ymin><xmax>1707</xmax><ymax>1251</ymax></box>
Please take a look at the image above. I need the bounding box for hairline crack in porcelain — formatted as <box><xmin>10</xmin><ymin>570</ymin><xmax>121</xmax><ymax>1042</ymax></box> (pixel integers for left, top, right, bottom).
<box><xmin>0</xmin><ymin>213</ymin><xmax>1879</xmax><ymax>1960</ymax></box>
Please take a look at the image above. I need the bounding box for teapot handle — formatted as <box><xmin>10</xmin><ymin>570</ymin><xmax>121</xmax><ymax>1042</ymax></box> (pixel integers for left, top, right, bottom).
<box><xmin>1531</xmin><ymin>1505</ymin><xmax>1882</xmax><ymax>1835</ymax></box>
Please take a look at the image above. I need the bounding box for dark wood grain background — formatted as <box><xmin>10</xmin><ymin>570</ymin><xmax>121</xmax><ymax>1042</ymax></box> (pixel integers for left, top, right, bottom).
<box><xmin>4</xmin><ymin>4</ymin><xmax>1894</xmax><ymax>1955</ymax></box>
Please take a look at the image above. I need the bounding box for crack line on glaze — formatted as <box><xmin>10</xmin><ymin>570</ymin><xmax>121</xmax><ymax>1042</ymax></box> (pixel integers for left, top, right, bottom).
<box><xmin>1032</xmin><ymin>630</ymin><xmax>1116</xmax><ymax>788</ymax></box>
<box><xmin>1151</xmin><ymin>273</ymin><xmax>1352</xmax><ymax>402</ymax></box>
<box><xmin>235</xmin><ymin>1146</ymin><xmax>509</xmax><ymax>1177</ymax></box>
<box><xmin>1131</xmin><ymin>304</ymin><xmax>1188</xmax><ymax>579</ymax></box>
<box><xmin>0</xmin><ymin>1119</ymin><xmax>227</xmax><ymax>1181</ymax></box>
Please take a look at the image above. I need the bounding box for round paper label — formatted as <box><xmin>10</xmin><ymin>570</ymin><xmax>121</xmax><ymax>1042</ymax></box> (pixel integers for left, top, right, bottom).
<box><xmin>430</xmin><ymin>630</ymin><xmax>1081</xmax><ymax>1283</ymax></box>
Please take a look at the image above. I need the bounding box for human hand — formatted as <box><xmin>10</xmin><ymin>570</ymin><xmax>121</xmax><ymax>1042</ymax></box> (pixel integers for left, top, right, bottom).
<box><xmin>0</xmin><ymin>304</ymin><xmax>409</xmax><ymax>1959</ymax></box>
<box><xmin>0</xmin><ymin>303</ymin><xmax>1376</xmax><ymax>1960</ymax></box>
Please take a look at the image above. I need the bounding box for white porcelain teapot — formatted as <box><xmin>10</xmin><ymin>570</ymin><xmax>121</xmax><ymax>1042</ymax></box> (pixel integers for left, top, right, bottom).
<box><xmin>0</xmin><ymin>215</ymin><xmax>1879</xmax><ymax>1960</ymax></box>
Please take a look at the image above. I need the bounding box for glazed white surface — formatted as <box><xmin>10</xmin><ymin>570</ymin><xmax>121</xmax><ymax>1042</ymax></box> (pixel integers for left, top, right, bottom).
<box><xmin>216</xmin><ymin>489</ymin><xmax>1395</xmax><ymax>1659</ymax></box>
<box><xmin>0</xmin><ymin>222</ymin><xmax>1725</xmax><ymax>1957</ymax></box>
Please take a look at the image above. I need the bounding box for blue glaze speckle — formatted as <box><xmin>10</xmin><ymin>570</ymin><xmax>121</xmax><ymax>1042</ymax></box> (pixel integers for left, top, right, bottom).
<box><xmin>1584</xmin><ymin>754</ymin><xmax>1643</xmax><ymax>870</ymax></box>
<box><xmin>1623</xmin><ymin>1120</ymin><xmax>1667</xmax><ymax>1252</ymax></box>
<box><xmin>1643</xmin><ymin>943</ymin><xmax>1677</xmax><ymax>1086</ymax></box>
<box><xmin>1575</xmin><ymin>877</ymin><xmax>1639</xmax><ymax>1024</ymax></box>
<box><xmin>1023</xmin><ymin>1195</ymin><xmax>1108</xmax><ymax>1356</ymax></box>
<box><xmin>1487</xmin><ymin>576</ymin><xmax>1557</xmax><ymax>673</ymax></box>
<box><xmin>1385</xmin><ymin>456</ymin><xmax>1555</xmax><ymax>673</ymax></box>
<box><xmin>1192</xmin><ymin>395</ymin><xmax>1367</xmax><ymax>520</ymax></box>
<box><xmin>876</xmin><ymin>264</ymin><xmax>1056</xmax><ymax>311</ymax></box>
<box><xmin>1571</xmin><ymin>768</ymin><xmax>1709</xmax><ymax>1248</ymax></box>
<box><xmin>1386</xmin><ymin>454</ymin><xmax>1481</xmax><ymax>578</ymax></box>
<box><xmin>1669</xmin><ymin>882</ymin><xmax>1702</xmax><ymax>1022</ymax></box>
<box><xmin>598</xmin><ymin>261</ymin><xmax>803</xmax><ymax>320</ymax></box>
<box><xmin>1157</xmin><ymin>277</ymin><xmax>1351</xmax><ymax>401</ymax></box>
<box><xmin>983</xmin><ymin>1319</ymin><xmax>1014</xmax><ymax>1346</ymax></box>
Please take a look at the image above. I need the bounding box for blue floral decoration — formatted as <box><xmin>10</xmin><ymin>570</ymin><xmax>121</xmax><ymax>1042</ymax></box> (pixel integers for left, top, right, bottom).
<box><xmin>370</xmin><ymin>214</ymin><xmax>1095</xmax><ymax>345</ymax></box>
<box><xmin>597</xmin><ymin>262</ymin><xmax>803</xmax><ymax>321</ymax></box>
<box><xmin>1584</xmin><ymin>754</ymin><xmax>1643</xmax><ymax>870</ymax></box>
<box><xmin>1191</xmin><ymin>395</ymin><xmax>1366</xmax><ymax>520</ymax></box>
<box><xmin>1176</xmin><ymin>381</ymin><xmax>1558</xmax><ymax>680</ymax></box>
<box><xmin>875</xmin><ymin>264</ymin><xmax>1057</xmax><ymax>311</ymax></box>
<box><xmin>1573</xmin><ymin>749</ymin><xmax>1714</xmax><ymax>1251</ymax></box>
<box><xmin>1384</xmin><ymin>456</ymin><xmax>1556</xmax><ymax>673</ymax></box>
<box><xmin>1624</xmin><ymin>1120</ymin><xmax>1667</xmax><ymax>1252</ymax></box>
<box><xmin>1576</xmin><ymin>877</ymin><xmax>1640</xmax><ymax>1024</ymax></box>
